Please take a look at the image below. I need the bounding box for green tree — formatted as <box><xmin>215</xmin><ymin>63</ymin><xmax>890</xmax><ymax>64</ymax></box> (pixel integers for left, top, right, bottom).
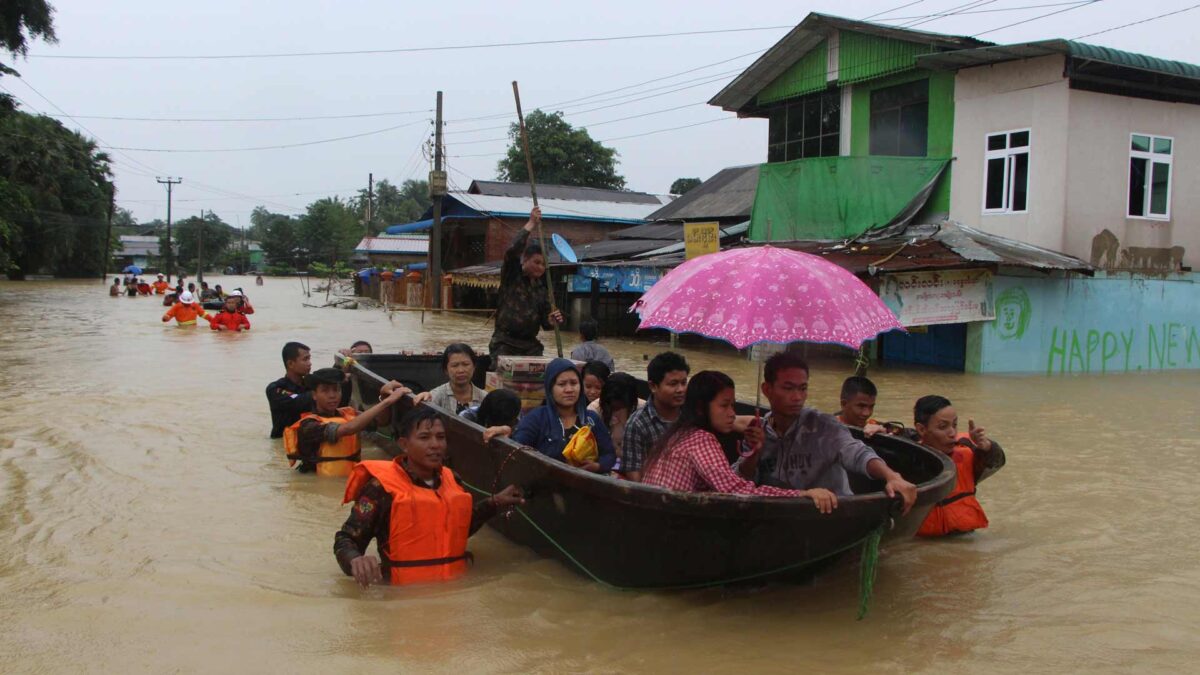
<box><xmin>352</xmin><ymin>178</ymin><xmax>430</xmax><ymax>233</ymax></box>
<box><xmin>298</xmin><ymin>197</ymin><xmax>359</xmax><ymax>268</ymax></box>
<box><xmin>670</xmin><ymin>177</ymin><xmax>702</xmax><ymax>195</ymax></box>
<box><xmin>259</xmin><ymin>211</ymin><xmax>301</xmax><ymax>268</ymax></box>
<box><xmin>497</xmin><ymin>110</ymin><xmax>625</xmax><ymax>190</ymax></box>
<box><xmin>111</xmin><ymin>206</ymin><xmax>137</xmax><ymax>236</ymax></box>
<box><xmin>0</xmin><ymin>110</ymin><xmax>113</xmax><ymax>278</ymax></box>
<box><xmin>0</xmin><ymin>1</ymin><xmax>56</xmax><ymax>98</ymax></box>
<box><xmin>165</xmin><ymin>212</ymin><xmax>234</xmax><ymax>273</ymax></box>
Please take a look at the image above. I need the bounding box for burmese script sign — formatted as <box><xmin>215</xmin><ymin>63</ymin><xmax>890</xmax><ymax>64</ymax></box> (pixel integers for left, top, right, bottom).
<box><xmin>684</xmin><ymin>221</ymin><xmax>720</xmax><ymax>259</ymax></box>
<box><xmin>879</xmin><ymin>269</ymin><xmax>995</xmax><ymax>327</ymax></box>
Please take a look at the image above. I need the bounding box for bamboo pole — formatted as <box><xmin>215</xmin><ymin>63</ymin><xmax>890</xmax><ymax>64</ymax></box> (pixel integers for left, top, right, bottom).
<box><xmin>512</xmin><ymin>81</ymin><xmax>564</xmax><ymax>358</ymax></box>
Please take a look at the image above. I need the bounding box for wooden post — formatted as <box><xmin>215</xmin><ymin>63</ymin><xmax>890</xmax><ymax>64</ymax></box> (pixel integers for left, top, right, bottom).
<box><xmin>512</xmin><ymin>80</ymin><xmax>563</xmax><ymax>357</ymax></box>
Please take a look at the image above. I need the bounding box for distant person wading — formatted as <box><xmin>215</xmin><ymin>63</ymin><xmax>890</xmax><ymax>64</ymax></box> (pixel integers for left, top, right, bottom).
<box><xmin>489</xmin><ymin>207</ymin><xmax>564</xmax><ymax>358</ymax></box>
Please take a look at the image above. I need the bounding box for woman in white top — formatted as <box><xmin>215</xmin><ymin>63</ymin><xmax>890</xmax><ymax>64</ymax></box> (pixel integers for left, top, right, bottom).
<box><xmin>415</xmin><ymin>343</ymin><xmax>487</xmax><ymax>414</ymax></box>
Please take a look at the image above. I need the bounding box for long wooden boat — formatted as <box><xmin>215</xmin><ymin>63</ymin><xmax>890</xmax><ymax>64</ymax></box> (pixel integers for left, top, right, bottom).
<box><xmin>350</xmin><ymin>354</ymin><xmax>955</xmax><ymax>589</ymax></box>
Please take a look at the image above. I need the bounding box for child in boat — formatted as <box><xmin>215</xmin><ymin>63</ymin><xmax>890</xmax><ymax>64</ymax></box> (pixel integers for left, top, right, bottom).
<box><xmin>912</xmin><ymin>395</ymin><xmax>1006</xmax><ymax>537</ymax></box>
<box><xmin>512</xmin><ymin>358</ymin><xmax>616</xmax><ymax>474</ymax></box>
<box><xmin>337</xmin><ymin>340</ymin><xmax>373</xmax><ymax>408</ymax></box>
<box><xmin>462</xmin><ymin>388</ymin><xmax>522</xmax><ymax>443</ymax></box>
<box><xmin>588</xmin><ymin>372</ymin><xmax>642</xmax><ymax>463</ymax></box>
<box><xmin>641</xmin><ymin>370</ymin><xmax>824</xmax><ymax>502</ymax></box>
<box><xmin>161</xmin><ymin>291</ymin><xmax>209</xmax><ymax>326</ymax></box>
<box><xmin>284</xmin><ymin>368</ymin><xmax>412</xmax><ymax>475</ymax></box>
<box><xmin>208</xmin><ymin>296</ymin><xmax>251</xmax><ymax>331</ymax></box>
<box><xmin>837</xmin><ymin>376</ymin><xmax>901</xmax><ymax>436</ymax></box>
<box><xmin>579</xmin><ymin>360</ymin><xmax>611</xmax><ymax>406</ymax></box>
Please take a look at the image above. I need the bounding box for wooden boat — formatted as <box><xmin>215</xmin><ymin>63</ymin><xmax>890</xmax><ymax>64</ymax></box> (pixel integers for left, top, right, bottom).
<box><xmin>350</xmin><ymin>354</ymin><xmax>956</xmax><ymax>589</ymax></box>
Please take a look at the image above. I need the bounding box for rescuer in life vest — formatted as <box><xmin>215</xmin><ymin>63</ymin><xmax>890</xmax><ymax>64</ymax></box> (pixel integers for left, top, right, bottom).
<box><xmin>912</xmin><ymin>395</ymin><xmax>1006</xmax><ymax>537</ymax></box>
<box><xmin>283</xmin><ymin>368</ymin><xmax>412</xmax><ymax>476</ymax></box>
<box><xmin>334</xmin><ymin>406</ymin><xmax>526</xmax><ymax>588</ymax></box>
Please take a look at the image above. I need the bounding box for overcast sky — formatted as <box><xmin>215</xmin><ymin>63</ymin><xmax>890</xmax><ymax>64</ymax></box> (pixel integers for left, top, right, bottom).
<box><xmin>7</xmin><ymin>0</ymin><xmax>1198</xmax><ymax>228</ymax></box>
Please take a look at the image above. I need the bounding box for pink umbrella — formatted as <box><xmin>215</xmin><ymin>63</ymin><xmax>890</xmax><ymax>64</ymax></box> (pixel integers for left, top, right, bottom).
<box><xmin>631</xmin><ymin>246</ymin><xmax>903</xmax><ymax>350</ymax></box>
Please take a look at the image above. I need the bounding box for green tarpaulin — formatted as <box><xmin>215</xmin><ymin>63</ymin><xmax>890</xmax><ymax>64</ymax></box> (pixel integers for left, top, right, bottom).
<box><xmin>749</xmin><ymin>156</ymin><xmax>949</xmax><ymax>241</ymax></box>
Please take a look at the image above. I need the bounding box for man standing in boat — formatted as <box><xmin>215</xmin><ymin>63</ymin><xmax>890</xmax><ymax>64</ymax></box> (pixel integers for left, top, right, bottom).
<box><xmin>736</xmin><ymin>352</ymin><xmax>918</xmax><ymax>515</ymax></box>
<box><xmin>488</xmin><ymin>207</ymin><xmax>564</xmax><ymax>358</ymax></box>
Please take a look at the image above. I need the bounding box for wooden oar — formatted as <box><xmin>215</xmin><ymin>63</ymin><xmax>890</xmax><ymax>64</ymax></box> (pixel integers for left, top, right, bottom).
<box><xmin>512</xmin><ymin>80</ymin><xmax>564</xmax><ymax>358</ymax></box>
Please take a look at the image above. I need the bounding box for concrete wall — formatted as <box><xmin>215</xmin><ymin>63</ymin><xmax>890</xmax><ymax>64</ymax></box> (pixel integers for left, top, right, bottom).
<box><xmin>948</xmin><ymin>55</ymin><xmax>1071</xmax><ymax>251</ymax></box>
<box><xmin>966</xmin><ymin>271</ymin><xmax>1200</xmax><ymax>374</ymax></box>
<box><xmin>1064</xmin><ymin>88</ymin><xmax>1200</xmax><ymax>271</ymax></box>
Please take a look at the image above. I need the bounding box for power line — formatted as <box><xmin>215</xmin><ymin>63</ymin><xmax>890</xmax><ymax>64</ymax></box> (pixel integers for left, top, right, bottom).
<box><xmin>974</xmin><ymin>0</ymin><xmax>1104</xmax><ymax>36</ymax></box>
<box><xmin>879</xmin><ymin>1</ymin><xmax>1099</xmax><ymax>21</ymax></box>
<box><xmin>1072</xmin><ymin>3</ymin><xmax>1200</xmax><ymax>40</ymax></box>
<box><xmin>28</xmin><ymin>25</ymin><xmax>793</xmax><ymax>61</ymax></box>
<box><xmin>104</xmin><ymin>118</ymin><xmax>431</xmax><ymax>152</ymax></box>
<box><xmin>41</xmin><ymin>109</ymin><xmax>434</xmax><ymax>123</ymax></box>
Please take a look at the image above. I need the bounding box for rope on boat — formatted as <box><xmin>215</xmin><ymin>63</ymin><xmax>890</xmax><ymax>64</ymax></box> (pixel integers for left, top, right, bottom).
<box><xmin>459</xmin><ymin>477</ymin><xmax>888</xmax><ymax>619</ymax></box>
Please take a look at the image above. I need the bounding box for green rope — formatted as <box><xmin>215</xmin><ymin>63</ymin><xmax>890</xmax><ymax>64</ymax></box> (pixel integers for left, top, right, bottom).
<box><xmin>461</xmin><ymin>477</ymin><xmax>889</xmax><ymax>616</ymax></box>
<box><xmin>856</xmin><ymin>522</ymin><xmax>884</xmax><ymax>620</ymax></box>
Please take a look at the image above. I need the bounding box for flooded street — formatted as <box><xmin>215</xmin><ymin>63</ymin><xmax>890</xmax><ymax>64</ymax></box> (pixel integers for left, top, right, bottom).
<box><xmin>2</xmin><ymin>277</ymin><xmax>1198</xmax><ymax>673</ymax></box>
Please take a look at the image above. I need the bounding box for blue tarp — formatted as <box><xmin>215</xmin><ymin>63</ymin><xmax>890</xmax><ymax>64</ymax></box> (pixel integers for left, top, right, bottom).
<box><xmin>384</xmin><ymin>219</ymin><xmax>433</xmax><ymax>234</ymax></box>
<box><xmin>407</xmin><ymin>262</ymin><xmax>428</xmax><ymax>271</ymax></box>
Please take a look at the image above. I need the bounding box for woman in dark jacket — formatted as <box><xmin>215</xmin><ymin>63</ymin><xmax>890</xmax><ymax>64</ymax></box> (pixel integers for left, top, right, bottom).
<box><xmin>512</xmin><ymin>358</ymin><xmax>616</xmax><ymax>473</ymax></box>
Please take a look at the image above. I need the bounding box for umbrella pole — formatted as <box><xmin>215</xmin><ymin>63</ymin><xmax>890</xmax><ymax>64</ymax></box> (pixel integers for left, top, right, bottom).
<box><xmin>755</xmin><ymin>356</ymin><xmax>763</xmax><ymax>411</ymax></box>
<box><xmin>512</xmin><ymin>81</ymin><xmax>564</xmax><ymax>358</ymax></box>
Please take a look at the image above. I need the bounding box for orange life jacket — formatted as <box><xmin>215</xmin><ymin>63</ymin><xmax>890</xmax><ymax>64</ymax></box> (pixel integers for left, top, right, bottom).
<box><xmin>342</xmin><ymin>460</ymin><xmax>473</xmax><ymax>585</ymax></box>
<box><xmin>283</xmin><ymin>407</ymin><xmax>361</xmax><ymax>477</ymax></box>
<box><xmin>917</xmin><ymin>433</ymin><xmax>989</xmax><ymax>537</ymax></box>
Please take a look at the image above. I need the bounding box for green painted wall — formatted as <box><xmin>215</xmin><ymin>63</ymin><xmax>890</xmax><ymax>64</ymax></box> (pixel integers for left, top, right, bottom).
<box><xmin>849</xmin><ymin>69</ymin><xmax>956</xmax><ymax>213</ymax></box>
<box><xmin>758</xmin><ymin>41</ymin><xmax>828</xmax><ymax>106</ymax></box>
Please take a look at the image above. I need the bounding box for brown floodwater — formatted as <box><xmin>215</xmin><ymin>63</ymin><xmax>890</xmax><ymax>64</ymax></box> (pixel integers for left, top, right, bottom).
<box><xmin>1</xmin><ymin>277</ymin><xmax>1197</xmax><ymax>673</ymax></box>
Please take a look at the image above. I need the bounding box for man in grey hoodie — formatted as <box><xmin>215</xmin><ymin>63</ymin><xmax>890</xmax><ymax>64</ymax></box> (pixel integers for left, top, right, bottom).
<box><xmin>736</xmin><ymin>352</ymin><xmax>917</xmax><ymax>515</ymax></box>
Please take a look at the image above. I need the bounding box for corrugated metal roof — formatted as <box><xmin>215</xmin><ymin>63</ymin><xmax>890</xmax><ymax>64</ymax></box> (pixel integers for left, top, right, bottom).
<box><xmin>646</xmin><ymin>165</ymin><xmax>759</xmax><ymax>221</ymax></box>
<box><xmin>446</xmin><ymin>192</ymin><xmax>668</xmax><ymax>224</ymax></box>
<box><xmin>917</xmin><ymin>39</ymin><xmax>1200</xmax><ymax>82</ymax></box>
<box><xmin>632</xmin><ymin>221</ymin><xmax>751</xmax><ymax>258</ymax></box>
<box><xmin>710</xmin><ymin>13</ymin><xmax>989</xmax><ymax>113</ymax></box>
<box><xmin>355</xmin><ymin>236</ymin><xmax>429</xmax><ymax>255</ymax></box>
<box><xmin>468</xmin><ymin>180</ymin><xmax>665</xmax><ymax>205</ymax></box>
<box><xmin>609</xmin><ymin>224</ymin><xmax>684</xmax><ymax>240</ymax></box>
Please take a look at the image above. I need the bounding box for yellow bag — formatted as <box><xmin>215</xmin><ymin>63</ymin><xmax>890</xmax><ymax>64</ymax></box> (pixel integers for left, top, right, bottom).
<box><xmin>561</xmin><ymin>425</ymin><xmax>598</xmax><ymax>466</ymax></box>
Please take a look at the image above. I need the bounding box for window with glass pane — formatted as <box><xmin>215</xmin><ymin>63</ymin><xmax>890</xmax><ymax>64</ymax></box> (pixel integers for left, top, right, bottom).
<box><xmin>982</xmin><ymin>129</ymin><xmax>1031</xmax><ymax>214</ymax></box>
<box><xmin>766</xmin><ymin>89</ymin><xmax>841</xmax><ymax>163</ymax></box>
<box><xmin>869</xmin><ymin>79</ymin><xmax>929</xmax><ymax>157</ymax></box>
<box><xmin>1128</xmin><ymin>133</ymin><xmax>1173</xmax><ymax>219</ymax></box>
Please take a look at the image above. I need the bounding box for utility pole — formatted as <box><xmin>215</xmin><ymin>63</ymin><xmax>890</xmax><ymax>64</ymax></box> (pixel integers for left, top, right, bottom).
<box><xmin>241</xmin><ymin>221</ymin><xmax>247</xmax><ymax>274</ymax></box>
<box><xmin>197</xmin><ymin>209</ymin><xmax>205</xmax><ymax>283</ymax></box>
<box><xmin>430</xmin><ymin>91</ymin><xmax>446</xmax><ymax>309</ymax></box>
<box><xmin>101</xmin><ymin>183</ymin><xmax>114</xmax><ymax>283</ymax></box>
<box><xmin>157</xmin><ymin>176</ymin><xmax>182</xmax><ymax>281</ymax></box>
<box><xmin>367</xmin><ymin>172</ymin><xmax>374</xmax><ymax>233</ymax></box>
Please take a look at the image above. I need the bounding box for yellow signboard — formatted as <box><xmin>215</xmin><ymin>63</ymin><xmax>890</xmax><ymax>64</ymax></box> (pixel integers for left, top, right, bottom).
<box><xmin>684</xmin><ymin>221</ymin><xmax>720</xmax><ymax>259</ymax></box>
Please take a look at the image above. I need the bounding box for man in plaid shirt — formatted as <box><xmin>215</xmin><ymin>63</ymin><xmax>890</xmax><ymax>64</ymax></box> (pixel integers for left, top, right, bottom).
<box><xmin>621</xmin><ymin>352</ymin><xmax>690</xmax><ymax>481</ymax></box>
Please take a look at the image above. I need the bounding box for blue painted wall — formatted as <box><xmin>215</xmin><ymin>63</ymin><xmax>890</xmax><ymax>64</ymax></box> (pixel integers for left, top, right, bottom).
<box><xmin>969</xmin><ymin>272</ymin><xmax>1200</xmax><ymax>374</ymax></box>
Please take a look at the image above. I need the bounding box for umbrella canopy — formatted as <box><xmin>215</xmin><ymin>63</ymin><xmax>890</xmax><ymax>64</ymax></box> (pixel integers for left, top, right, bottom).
<box><xmin>123</xmin><ymin>265</ymin><xmax>143</xmax><ymax>275</ymax></box>
<box><xmin>631</xmin><ymin>246</ymin><xmax>903</xmax><ymax>350</ymax></box>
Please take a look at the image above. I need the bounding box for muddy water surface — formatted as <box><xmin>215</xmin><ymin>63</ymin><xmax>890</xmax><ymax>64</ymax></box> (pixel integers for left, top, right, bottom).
<box><xmin>1</xmin><ymin>278</ymin><xmax>1197</xmax><ymax>673</ymax></box>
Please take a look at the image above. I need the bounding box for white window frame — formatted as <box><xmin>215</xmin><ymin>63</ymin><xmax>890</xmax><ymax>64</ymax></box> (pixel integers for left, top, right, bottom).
<box><xmin>1127</xmin><ymin>133</ymin><xmax>1173</xmax><ymax>221</ymax></box>
<box><xmin>982</xmin><ymin>128</ymin><xmax>1031</xmax><ymax>215</ymax></box>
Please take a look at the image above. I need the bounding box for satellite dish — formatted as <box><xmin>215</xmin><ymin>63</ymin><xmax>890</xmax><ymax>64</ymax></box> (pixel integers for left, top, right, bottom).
<box><xmin>551</xmin><ymin>233</ymin><xmax>578</xmax><ymax>263</ymax></box>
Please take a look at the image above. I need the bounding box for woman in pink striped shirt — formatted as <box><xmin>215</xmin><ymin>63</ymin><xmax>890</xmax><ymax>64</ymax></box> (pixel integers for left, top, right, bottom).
<box><xmin>642</xmin><ymin>371</ymin><xmax>831</xmax><ymax>508</ymax></box>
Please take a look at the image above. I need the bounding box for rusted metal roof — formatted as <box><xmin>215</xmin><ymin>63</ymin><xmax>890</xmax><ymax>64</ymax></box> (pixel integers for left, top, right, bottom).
<box><xmin>779</xmin><ymin>221</ymin><xmax>1093</xmax><ymax>275</ymax></box>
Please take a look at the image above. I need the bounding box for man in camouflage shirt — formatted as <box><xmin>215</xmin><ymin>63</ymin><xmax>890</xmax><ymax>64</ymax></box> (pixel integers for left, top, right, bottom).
<box><xmin>488</xmin><ymin>207</ymin><xmax>564</xmax><ymax>357</ymax></box>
